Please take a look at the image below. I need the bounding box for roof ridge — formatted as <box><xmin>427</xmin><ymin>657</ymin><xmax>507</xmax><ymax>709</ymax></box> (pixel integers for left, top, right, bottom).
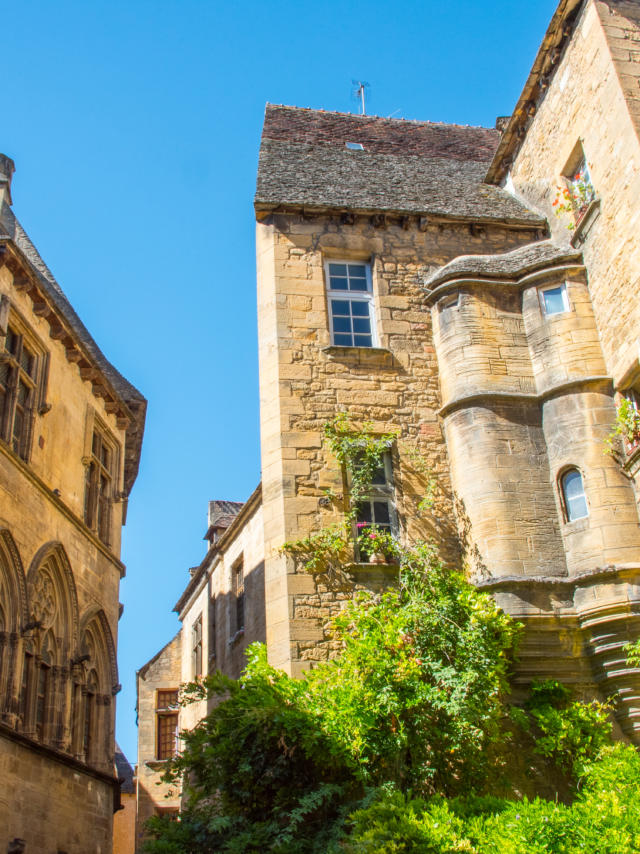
<box><xmin>264</xmin><ymin>103</ymin><xmax>495</xmax><ymax>132</ymax></box>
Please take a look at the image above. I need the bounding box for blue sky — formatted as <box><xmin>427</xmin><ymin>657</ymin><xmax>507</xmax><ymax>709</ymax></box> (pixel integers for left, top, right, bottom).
<box><xmin>3</xmin><ymin>0</ymin><xmax>558</xmax><ymax>764</ymax></box>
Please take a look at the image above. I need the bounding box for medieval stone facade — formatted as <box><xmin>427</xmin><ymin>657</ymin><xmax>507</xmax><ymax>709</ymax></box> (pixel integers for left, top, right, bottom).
<box><xmin>134</xmin><ymin>489</ymin><xmax>265</xmax><ymax>846</ymax></box>
<box><xmin>0</xmin><ymin>154</ymin><xmax>146</xmax><ymax>852</ymax></box>
<box><xmin>137</xmin><ymin>0</ymin><xmax>640</xmax><ymax>834</ymax></box>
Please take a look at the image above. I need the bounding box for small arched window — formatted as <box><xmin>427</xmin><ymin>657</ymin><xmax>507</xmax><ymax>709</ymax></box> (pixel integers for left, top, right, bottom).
<box><xmin>561</xmin><ymin>468</ymin><xmax>588</xmax><ymax>522</ymax></box>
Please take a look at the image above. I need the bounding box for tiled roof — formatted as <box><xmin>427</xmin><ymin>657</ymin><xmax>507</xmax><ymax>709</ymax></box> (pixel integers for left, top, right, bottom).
<box><xmin>423</xmin><ymin>240</ymin><xmax>582</xmax><ymax>291</ymax></box>
<box><xmin>114</xmin><ymin>743</ymin><xmax>135</xmax><ymax>793</ymax></box>
<box><xmin>255</xmin><ymin>105</ymin><xmax>545</xmax><ymax>225</ymax></box>
<box><xmin>208</xmin><ymin>500</ymin><xmax>244</xmax><ymax>528</ymax></box>
<box><xmin>0</xmin><ymin>185</ymin><xmax>146</xmax><ymax>494</ymax></box>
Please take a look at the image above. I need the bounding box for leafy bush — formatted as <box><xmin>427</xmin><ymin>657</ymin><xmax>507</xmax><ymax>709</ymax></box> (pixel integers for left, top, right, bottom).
<box><xmin>144</xmin><ymin>546</ymin><xmax>520</xmax><ymax>851</ymax></box>
<box><xmin>345</xmin><ymin>744</ymin><xmax>640</xmax><ymax>854</ymax></box>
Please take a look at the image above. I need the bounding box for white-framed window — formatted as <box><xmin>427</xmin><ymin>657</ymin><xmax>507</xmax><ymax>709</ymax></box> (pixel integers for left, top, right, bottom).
<box><xmin>539</xmin><ymin>283</ymin><xmax>569</xmax><ymax>316</ymax></box>
<box><xmin>560</xmin><ymin>468</ymin><xmax>588</xmax><ymax>522</ymax></box>
<box><xmin>354</xmin><ymin>453</ymin><xmax>397</xmax><ymax>557</ymax></box>
<box><xmin>325</xmin><ymin>260</ymin><xmax>376</xmax><ymax>348</ymax></box>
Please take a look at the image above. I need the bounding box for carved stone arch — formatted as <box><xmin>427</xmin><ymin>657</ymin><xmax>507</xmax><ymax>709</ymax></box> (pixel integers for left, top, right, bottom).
<box><xmin>26</xmin><ymin>542</ymin><xmax>79</xmax><ymax>654</ymax></box>
<box><xmin>79</xmin><ymin>608</ymin><xmax>118</xmax><ymax>693</ymax></box>
<box><xmin>0</xmin><ymin>528</ymin><xmax>28</xmax><ymax>632</ymax></box>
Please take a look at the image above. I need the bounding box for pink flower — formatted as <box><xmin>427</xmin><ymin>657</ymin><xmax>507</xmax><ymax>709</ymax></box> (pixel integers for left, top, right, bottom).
<box><xmin>369</xmin><ymin>533</ymin><xmax>377</xmax><ymax>540</ymax></box>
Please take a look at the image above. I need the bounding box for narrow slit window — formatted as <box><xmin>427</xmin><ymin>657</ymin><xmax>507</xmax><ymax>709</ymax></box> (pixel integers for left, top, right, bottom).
<box><xmin>561</xmin><ymin>469</ymin><xmax>588</xmax><ymax>522</ymax></box>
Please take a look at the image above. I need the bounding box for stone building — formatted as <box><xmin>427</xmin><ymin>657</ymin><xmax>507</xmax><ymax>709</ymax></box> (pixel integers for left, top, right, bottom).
<box><xmin>134</xmin><ymin>490</ymin><xmax>265</xmax><ymax>844</ymax></box>
<box><xmin>0</xmin><ymin>154</ymin><xmax>146</xmax><ymax>852</ymax></box>
<box><xmin>113</xmin><ymin>745</ymin><xmax>136</xmax><ymax>854</ymax></box>
<box><xmin>137</xmin><ymin>0</ymin><xmax>640</xmax><ymax>831</ymax></box>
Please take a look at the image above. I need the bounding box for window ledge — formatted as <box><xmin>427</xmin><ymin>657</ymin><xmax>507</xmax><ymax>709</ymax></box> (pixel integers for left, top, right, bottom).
<box><xmin>562</xmin><ymin>517</ymin><xmax>589</xmax><ymax>533</ymax></box>
<box><xmin>145</xmin><ymin>759</ymin><xmax>172</xmax><ymax>770</ymax></box>
<box><xmin>321</xmin><ymin>345</ymin><xmax>393</xmax><ymax>361</ymax></box>
<box><xmin>570</xmin><ymin>198</ymin><xmax>600</xmax><ymax>247</ymax></box>
<box><xmin>228</xmin><ymin>628</ymin><xmax>245</xmax><ymax>646</ymax></box>
<box><xmin>347</xmin><ymin>561</ymin><xmax>400</xmax><ymax>571</ymax></box>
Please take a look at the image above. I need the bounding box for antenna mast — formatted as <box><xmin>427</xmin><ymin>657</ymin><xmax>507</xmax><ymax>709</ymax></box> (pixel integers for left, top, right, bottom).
<box><xmin>352</xmin><ymin>80</ymin><xmax>369</xmax><ymax>115</ymax></box>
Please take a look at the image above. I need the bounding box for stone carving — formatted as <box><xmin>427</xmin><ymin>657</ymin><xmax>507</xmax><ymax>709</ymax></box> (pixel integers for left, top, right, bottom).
<box><xmin>31</xmin><ymin>569</ymin><xmax>56</xmax><ymax>629</ymax></box>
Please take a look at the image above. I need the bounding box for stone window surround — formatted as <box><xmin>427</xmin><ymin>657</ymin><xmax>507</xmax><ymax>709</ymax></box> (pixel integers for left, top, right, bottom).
<box><xmin>353</xmin><ymin>451</ymin><xmax>398</xmax><ymax>560</ymax></box>
<box><xmin>0</xmin><ymin>298</ymin><xmax>49</xmax><ymax>463</ymax></box>
<box><xmin>538</xmin><ymin>281</ymin><xmax>570</xmax><ymax>317</ymax></box>
<box><xmin>558</xmin><ymin>465</ymin><xmax>589</xmax><ymax>524</ymax></box>
<box><xmin>155</xmin><ymin>688</ymin><xmax>179</xmax><ymax>761</ymax></box>
<box><xmin>323</xmin><ymin>257</ymin><xmax>378</xmax><ymax>349</ymax></box>
<box><xmin>191</xmin><ymin>614</ymin><xmax>203</xmax><ymax>678</ymax></box>
<box><xmin>83</xmin><ymin>417</ymin><xmax>119</xmax><ymax>549</ymax></box>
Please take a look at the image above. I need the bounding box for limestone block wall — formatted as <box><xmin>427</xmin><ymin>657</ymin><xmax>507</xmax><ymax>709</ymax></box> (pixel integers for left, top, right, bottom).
<box><xmin>0</xmin><ymin>263</ymin><xmax>128</xmax><ymax>550</ymax></box>
<box><xmin>257</xmin><ymin>213</ymin><xmax>541</xmax><ymax>674</ymax></box>
<box><xmin>135</xmin><ymin>632</ymin><xmax>182</xmax><ymax>849</ymax></box>
<box><xmin>0</xmin><ymin>730</ymin><xmax>114</xmax><ymax>854</ymax></box>
<box><xmin>508</xmin><ymin>0</ymin><xmax>640</xmax><ymax>386</ymax></box>
<box><xmin>522</xmin><ymin>275</ymin><xmax>607</xmax><ymax>393</ymax></box>
<box><xmin>430</xmin><ymin>256</ymin><xmax>640</xmax><ymax>581</ymax></box>
<box><xmin>541</xmin><ymin>389</ymin><xmax>640</xmax><ymax>573</ymax></box>
<box><xmin>177</xmin><ymin>496</ymin><xmax>265</xmax><ymax>737</ymax></box>
<box><xmin>443</xmin><ymin>402</ymin><xmax>566</xmax><ymax>578</ymax></box>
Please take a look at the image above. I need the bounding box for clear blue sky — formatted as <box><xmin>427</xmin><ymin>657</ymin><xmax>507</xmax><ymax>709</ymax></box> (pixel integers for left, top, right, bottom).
<box><xmin>3</xmin><ymin>0</ymin><xmax>558</xmax><ymax>764</ymax></box>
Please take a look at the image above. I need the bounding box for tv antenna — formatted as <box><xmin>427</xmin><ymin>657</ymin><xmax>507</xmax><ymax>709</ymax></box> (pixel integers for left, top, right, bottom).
<box><xmin>352</xmin><ymin>80</ymin><xmax>370</xmax><ymax>115</ymax></box>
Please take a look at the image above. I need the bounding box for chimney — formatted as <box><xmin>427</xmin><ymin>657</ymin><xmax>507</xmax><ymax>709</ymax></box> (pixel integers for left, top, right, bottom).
<box><xmin>0</xmin><ymin>154</ymin><xmax>15</xmax><ymax>206</ymax></box>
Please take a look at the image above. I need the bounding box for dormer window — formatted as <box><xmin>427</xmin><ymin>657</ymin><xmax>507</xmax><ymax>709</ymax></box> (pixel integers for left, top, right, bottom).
<box><xmin>345</xmin><ymin>142</ymin><xmax>364</xmax><ymax>151</ymax></box>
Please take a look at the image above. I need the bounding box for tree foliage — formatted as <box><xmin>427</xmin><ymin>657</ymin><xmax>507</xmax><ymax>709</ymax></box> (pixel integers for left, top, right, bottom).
<box><xmin>144</xmin><ymin>417</ymin><xmax>637</xmax><ymax>852</ymax></box>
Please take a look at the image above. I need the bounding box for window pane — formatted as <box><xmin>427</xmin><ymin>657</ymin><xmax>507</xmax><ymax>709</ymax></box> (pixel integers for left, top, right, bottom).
<box><xmin>348</xmin><ymin>264</ymin><xmax>366</xmax><ymax>278</ymax></box>
<box><xmin>351</xmin><ymin>301</ymin><xmax>369</xmax><ymax>317</ymax></box>
<box><xmin>333</xmin><ymin>316</ymin><xmax>351</xmax><ymax>333</ymax></box>
<box><xmin>542</xmin><ymin>286</ymin><xmax>567</xmax><ymax>315</ymax></box>
<box><xmin>354</xmin><ymin>334</ymin><xmax>373</xmax><ymax>347</ymax></box>
<box><xmin>330</xmin><ymin>277</ymin><xmax>349</xmax><ymax>291</ymax></box>
<box><xmin>20</xmin><ymin>345</ymin><xmax>35</xmax><ymax>377</ymax></box>
<box><xmin>157</xmin><ymin>690</ymin><xmax>179</xmax><ymax>709</ymax></box>
<box><xmin>331</xmin><ymin>299</ymin><xmax>350</xmax><ymax>315</ymax></box>
<box><xmin>356</xmin><ymin>502</ymin><xmax>373</xmax><ymax>525</ymax></box>
<box><xmin>562</xmin><ymin>470</ymin><xmax>588</xmax><ymax>521</ymax></box>
<box><xmin>329</xmin><ymin>263</ymin><xmax>347</xmax><ymax>277</ymax></box>
<box><xmin>353</xmin><ymin>317</ymin><xmax>371</xmax><ymax>334</ymax></box>
<box><xmin>333</xmin><ymin>333</ymin><xmax>353</xmax><ymax>346</ymax></box>
<box><xmin>6</xmin><ymin>328</ymin><xmax>19</xmax><ymax>356</ymax></box>
<box><xmin>0</xmin><ymin>362</ymin><xmax>10</xmax><ymax>388</ymax></box>
<box><xmin>349</xmin><ymin>277</ymin><xmax>368</xmax><ymax>292</ymax></box>
<box><xmin>371</xmin><ymin>463</ymin><xmax>386</xmax><ymax>486</ymax></box>
<box><xmin>373</xmin><ymin>501</ymin><xmax>391</xmax><ymax>525</ymax></box>
<box><xmin>17</xmin><ymin>380</ymin><xmax>29</xmax><ymax>406</ymax></box>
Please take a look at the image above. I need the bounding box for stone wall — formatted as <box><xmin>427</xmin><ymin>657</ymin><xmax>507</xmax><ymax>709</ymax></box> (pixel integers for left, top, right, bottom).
<box><xmin>178</xmin><ymin>494</ymin><xmax>265</xmax><ymax>734</ymax></box>
<box><xmin>135</xmin><ymin>632</ymin><xmax>182</xmax><ymax>850</ymax></box>
<box><xmin>256</xmin><ymin>212</ymin><xmax>542</xmax><ymax>674</ymax></box>
<box><xmin>508</xmin><ymin>0</ymin><xmax>640</xmax><ymax>387</ymax></box>
<box><xmin>0</xmin><ymin>728</ymin><xmax>114</xmax><ymax>853</ymax></box>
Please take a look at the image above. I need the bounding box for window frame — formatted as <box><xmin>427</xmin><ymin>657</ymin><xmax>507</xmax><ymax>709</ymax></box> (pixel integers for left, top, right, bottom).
<box><xmin>324</xmin><ymin>259</ymin><xmax>377</xmax><ymax>349</ymax></box>
<box><xmin>191</xmin><ymin>615</ymin><xmax>203</xmax><ymax>678</ymax></box>
<box><xmin>232</xmin><ymin>558</ymin><xmax>245</xmax><ymax>636</ymax></box>
<box><xmin>0</xmin><ymin>314</ymin><xmax>46</xmax><ymax>461</ymax></box>
<box><xmin>352</xmin><ymin>452</ymin><xmax>398</xmax><ymax>560</ymax></box>
<box><xmin>84</xmin><ymin>421</ymin><xmax>118</xmax><ymax>546</ymax></box>
<box><xmin>559</xmin><ymin>467</ymin><xmax>589</xmax><ymax>523</ymax></box>
<box><xmin>539</xmin><ymin>282</ymin><xmax>570</xmax><ymax>317</ymax></box>
<box><xmin>156</xmin><ymin>688</ymin><xmax>179</xmax><ymax>761</ymax></box>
